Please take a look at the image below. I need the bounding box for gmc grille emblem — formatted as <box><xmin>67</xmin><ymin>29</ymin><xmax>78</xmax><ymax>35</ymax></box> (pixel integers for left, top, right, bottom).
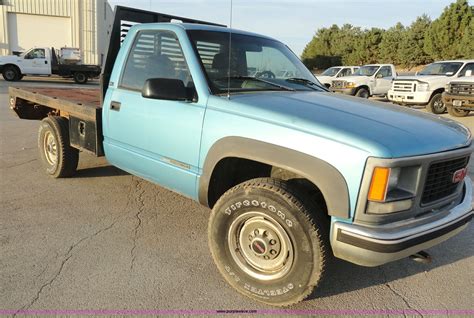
<box><xmin>452</xmin><ymin>168</ymin><xmax>467</xmax><ymax>183</ymax></box>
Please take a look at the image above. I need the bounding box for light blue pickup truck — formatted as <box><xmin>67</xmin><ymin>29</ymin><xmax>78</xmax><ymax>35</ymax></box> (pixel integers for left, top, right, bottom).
<box><xmin>8</xmin><ymin>7</ymin><xmax>473</xmax><ymax>306</ymax></box>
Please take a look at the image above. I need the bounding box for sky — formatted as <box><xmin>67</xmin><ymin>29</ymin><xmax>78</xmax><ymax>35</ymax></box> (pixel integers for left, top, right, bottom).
<box><xmin>108</xmin><ymin>0</ymin><xmax>459</xmax><ymax>56</ymax></box>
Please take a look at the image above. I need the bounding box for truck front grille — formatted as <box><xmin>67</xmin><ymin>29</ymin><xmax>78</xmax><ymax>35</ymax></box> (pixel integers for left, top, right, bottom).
<box><xmin>392</xmin><ymin>81</ymin><xmax>415</xmax><ymax>93</ymax></box>
<box><xmin>449</xmin><ymin>83</ymin><xmax>474</xmax><ymax>95</ymax></box>
<box><xmin>332</xmin><ymin>80</ymin><xmax>345</xmax><ymax>89</ymax></box>
<box><xmin>421</xmin><ymin>156</ymin><xmax>470</xmax><ymax>205</ymax></box>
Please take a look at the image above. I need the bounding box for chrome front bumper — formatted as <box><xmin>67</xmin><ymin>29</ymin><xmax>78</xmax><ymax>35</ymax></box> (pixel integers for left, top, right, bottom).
<box><xmin>331</xmin><ymin>177</ymin><xmax>473</xmax><ymax>267</ymax></box>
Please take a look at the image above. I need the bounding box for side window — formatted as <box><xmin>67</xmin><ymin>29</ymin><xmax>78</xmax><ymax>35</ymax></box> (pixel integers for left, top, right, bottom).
<box><xmin>120</xmin><ymin>30</ymin><xmax>193</xmax><ymax>91</ymax></box>
<box><xmin>339</xmin><ymin>68</ymin><xmax>352</xmax><ymax>77</ymax></box>
<box><xmin>459</xmin><ymin>63</ymin><xmax>474</xmax><ymax>77</ymax></box>
<box><xmin>25</xmin><ymin>49</ymin><xmax>45</xmax><ymax>59</ymax></box>
<box><xmin>377</xmin><ymin>66</ymin><xmax>392</xmax><ymax>78</ymax></box>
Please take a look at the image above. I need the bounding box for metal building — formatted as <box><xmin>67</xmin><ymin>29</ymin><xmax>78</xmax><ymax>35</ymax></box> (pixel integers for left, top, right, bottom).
<box><xmin>0</xmin><ymin>0</ymin><xmax>113</xmax><ymax>65</ymax></box>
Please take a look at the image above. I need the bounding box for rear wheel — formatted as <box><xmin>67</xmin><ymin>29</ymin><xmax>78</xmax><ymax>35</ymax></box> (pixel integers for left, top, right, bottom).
<box><xmin>355</xmin><ymin>87</ymin><xmax>369</xmax><ymax>98</ymax></box>
<box><xmin>38</xmin><ymin>116</ymin><xmax>79</xmax><ymax>178</ymax></box>
<box><xmin>447</xmin><ymin>105</ymin><xmax>470</xmax><ymax>117</ymax></box>
<box><xmin>2</xmin><ymin>65</ymin><xmax>21</xmax><ymax>81</ymax></box>
<box><xmin>208</xmin><ymin>178</ymin><xmax>328</xmax><ymax>306</ymax></box>
<box><xmin>73</xmin><ymin>72</ymin><xmax>88</xmax><ymax>84</ymax></box>
<box><xmin>426</xmin><ymin>93</ymin><xmax>446</xmax><ymax>114</ymax></box>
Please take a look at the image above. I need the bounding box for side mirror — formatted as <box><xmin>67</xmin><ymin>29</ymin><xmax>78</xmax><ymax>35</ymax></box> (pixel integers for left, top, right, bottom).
<box><xmin>376</xmin><ymin>73</ymin><xmax>383</xmax><ymax>79</ymax></box>
<box><xmin>465</xmin><ymin>70</ymin><xmax>473</xmax><ymax>77</ymax></box>
<box><xmin>142</xmin><ymin>78</ymin><xmax>188</xmax><ymax>101</ymax></box>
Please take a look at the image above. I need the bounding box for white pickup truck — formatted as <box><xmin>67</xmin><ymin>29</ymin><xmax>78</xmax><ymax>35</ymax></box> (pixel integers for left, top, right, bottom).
<box><xmin>388</xmin><ymin>60</ymin><xmax>474</xmax><ymax>114</ymax></box>
<box><xmin>0</xmin><ymin>47</ymin><xmax>101</xmax><ymax>84</ymax></box>
<box><xmin>331</xmin><ymin>64</ymin><xmax>396</xmax><ymax>98</ymax></box>
<box><xmin>316</xmin><ymin>66</ymin><xmax>359</xmax><ymax>88</ymax></box>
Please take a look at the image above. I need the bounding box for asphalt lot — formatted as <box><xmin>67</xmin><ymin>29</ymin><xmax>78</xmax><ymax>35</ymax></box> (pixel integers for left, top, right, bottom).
<box><xmin>1</xmin><ymin>77</ymin><xmax>473</xmax><ymax>315</ymax></box>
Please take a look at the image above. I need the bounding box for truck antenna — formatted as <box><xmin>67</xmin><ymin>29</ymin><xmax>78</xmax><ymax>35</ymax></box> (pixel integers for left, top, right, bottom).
<box><xmin>227</xmin><ymin>0</ymin><xmax>233</xmax><ymax>99</ymax></box>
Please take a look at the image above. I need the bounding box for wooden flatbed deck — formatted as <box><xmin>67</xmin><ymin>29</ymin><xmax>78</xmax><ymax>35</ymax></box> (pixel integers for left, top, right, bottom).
<box><xmin>9</xmin><ymin>87</ymin><xmax>101</xmax><ymax>121</ymax></box>
<box><xmin>9</xmin><ymin>86</ymin><xmax>104</xmax><ymax>156</ymax></box>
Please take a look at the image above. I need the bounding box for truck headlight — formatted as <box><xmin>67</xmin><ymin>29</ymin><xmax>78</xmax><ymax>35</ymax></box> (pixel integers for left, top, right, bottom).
<box><xmin>366</xmin><ymin>166</ymin><xmax>419</xmax><ymax>214</ymax></box>
<box><xmin>445</xmin><ymin>83</ymin><xmax>451</xmax><ymax>92</ymax></box>
<box><xmin>345</xmin><ymin>82</ymin><xmax>356</xmax><ymax>88</ymax></box>
<box><xmin>416</xmin><ymin>82</ymin><xmax>429</xmax><ymax>92</ymax></box>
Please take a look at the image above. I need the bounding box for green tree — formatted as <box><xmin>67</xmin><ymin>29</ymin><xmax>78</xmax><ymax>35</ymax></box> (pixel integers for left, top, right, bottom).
<box><xmin>379</xmin><ymin>22</ymin><xmax>406</xmax><ymax>65</ymax></box>
<box><xmin>399</xmin><ymin>15</ymin><xmax>432</xmax><ymax>67</ymax></box>
<box><xmin>424</xmin><ymin>0</ymin><xmax>473</xmax><ymax>60</ymax></box>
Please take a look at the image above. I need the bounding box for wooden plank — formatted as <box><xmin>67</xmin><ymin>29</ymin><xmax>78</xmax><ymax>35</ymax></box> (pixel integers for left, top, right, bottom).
<box><xmin>9</xmin><ymin>87</ymin><xmax>101</xmax><ymax>121</ymax></box>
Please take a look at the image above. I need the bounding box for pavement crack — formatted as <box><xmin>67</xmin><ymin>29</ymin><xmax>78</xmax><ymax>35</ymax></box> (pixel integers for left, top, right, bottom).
<box><xmin>2</xmin><ymin>159</ymin><xmax>37</xmax><ymax>169</ymax></box>
<box><xmin>13</xmin><ymin>216</ymin><xmax>123</xmax><ymax>316</ymax></box>
<box><xmin>379</xmin><ymin>267</ymin><xmax>424</xmax><ymax>317</ymax></box>
<box><xmin>130</xmin><ymin>178</ymin><xmax>145</xmax><ymax>270</ymax></box>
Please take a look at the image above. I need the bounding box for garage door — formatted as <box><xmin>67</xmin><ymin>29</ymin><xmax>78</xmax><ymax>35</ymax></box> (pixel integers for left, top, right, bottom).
<box><xmin>8</xmin><ymin>13</ymin><xmax>72</xmax><ymax>53</ymax></box>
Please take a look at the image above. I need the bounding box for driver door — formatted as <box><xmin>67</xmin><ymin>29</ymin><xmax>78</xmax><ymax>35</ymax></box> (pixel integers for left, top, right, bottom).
<box><xmin>373</xmin><ymin>66</ymin><xmax>393</xmax><ymax>95</ymax></box>
<box><xmin>22</xmin><ymin>48</ymin><xmax>50</xmax><ymax>75</ymax></box>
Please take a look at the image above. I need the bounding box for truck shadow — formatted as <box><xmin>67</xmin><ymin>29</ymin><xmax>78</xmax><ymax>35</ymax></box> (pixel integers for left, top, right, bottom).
<box><xmin>306</xmin><ymin>227</ymin><xmax>473</xmax><ymax>301</ymax></box>
<box><xmin>75</xmin><ymin>165</ymin><xmax>129</xmax><ymax>178</ymax></box>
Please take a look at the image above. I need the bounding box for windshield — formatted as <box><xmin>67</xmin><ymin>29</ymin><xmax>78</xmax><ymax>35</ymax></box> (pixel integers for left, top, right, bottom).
<box><xmin>187</xmin><ymin>30</ymin><xmax>323</xmax><ymax>94</ymax></box>
<box><xmin>321</xmin><ymin>67</ymin><xmax>341</xmax><ymax>77</ymax></box>
<box><xmin>353</xmin><ymin>65</ymin><xmax>380</xmax><ymax>76</ymax></box>
<box><xmin>419</xmin><ymin>62</ymin><xmax>463</xmax><ymax>76</ymax></box>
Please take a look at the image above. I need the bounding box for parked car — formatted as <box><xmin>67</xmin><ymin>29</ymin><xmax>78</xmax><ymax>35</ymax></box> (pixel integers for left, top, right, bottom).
<box><xmin>388</xmin><ymin>60</ymin><xmax>474</xmax><ymax>114</ymax></box>
<box><xmin>8</xmin><ymin>6</ymin><xmax>473</xmax><ymax>307</ymax></box>
<box><xmin>0</xmin><ymin>47</ymin><xmax>101</xmax><ymax>84</ymax></box>
<box><xmin>316</xmin><ymin>66</ymin><xmax>359</xmax><ymax>88</ymax></box>
<box><xmin>331</xmin><ymin>64</ymin><xmax>396</xmax><ymax>98</ymax></box>
<box><xmin>443</xmin><ymin>69</ymin><xmax>474</xmax><ymax>117</ymax></box>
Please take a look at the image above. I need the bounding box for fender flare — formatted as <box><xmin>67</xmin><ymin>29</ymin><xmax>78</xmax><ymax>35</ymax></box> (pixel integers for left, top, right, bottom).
<box><xmin>198</xmin><ymin>137</ymin><xmax>350</xmax><ymax>219</ymax></box>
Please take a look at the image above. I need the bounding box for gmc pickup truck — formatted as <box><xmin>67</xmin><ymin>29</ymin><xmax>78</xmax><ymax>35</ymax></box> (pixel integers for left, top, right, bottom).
<box><xmin>0</xmin><ymin>47</ymin><xmax>101</xmax><ymax>84</ymax></box>
<box><xmin>388</xmin><ymin>60</ymin><xmax>474</xmax><ymax>114</ymax></box>
<box><xmin>8</xmin><ymin>7</ymin><xmax>474</xmax><ymax>306</ymax></box>
<box><xmin>331</xmin><ymin>64</ymin><xmax>396</xmax><ymax>98</ymax></box>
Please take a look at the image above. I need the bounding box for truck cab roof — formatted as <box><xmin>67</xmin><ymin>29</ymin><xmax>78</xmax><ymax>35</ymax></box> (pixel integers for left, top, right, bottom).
<box><xmin>129</xmin><ymin>22</ymin><xmax>278</xmax><ymax>42</ymax></box>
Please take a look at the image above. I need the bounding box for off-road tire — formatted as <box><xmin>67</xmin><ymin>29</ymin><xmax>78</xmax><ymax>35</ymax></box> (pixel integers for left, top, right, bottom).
<box><xmin>355</xmin><ymin>87</ymin><xmax>369</xmax><ymax>98</ymax></box>
<box><xmin>208</xmin><ymin>178</ymin><xmax>328</xmax><ymax>306</ymax></box>
<box><xmin>38</xmin><ymin>116</ymin><xmax>79</xmax><ymax>178</ymax></box>
<box><xmin>426</xmin><ymin>93</ymin><xmax>446</xmax><ymax>114</ymax></box>
<box><xmin>73</xmin><ymin>72</ymin><xmax>88</xmax><ymax>84</ymax></box>
<box><xmin>447</xmin><ymin>105</ymin><xmax>470</xmax><ymax>117</ymax></box>
<box><xmin>2</xmin><ymin>65</ymin><xmax>21</xmax><ymax>81</ymax></box>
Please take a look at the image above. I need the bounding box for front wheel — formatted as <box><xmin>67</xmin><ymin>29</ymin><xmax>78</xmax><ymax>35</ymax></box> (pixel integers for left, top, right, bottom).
<box><xmin>2</xmin><ymin>65</ymin><xmax>21</xmax><ymax>81</ymax></box>
<box><xmin>447</xmin><ymin>105</ymin><xmax>470</xmax><ymax>117</ymax></box>
<box><xmin>38</xmin><ymin>116</ymin><xmax>79</xmax><ymax>178</ymax></box>
<box><xmin>355</xmin><ymin>87</ymin><xmax>369</xmax><ymax>98</ymax></box>
<box><xmin>426</xmin><ymin>93</ymin><xmax>446</xmax><ymax>114</ymax></box>
<box><xmin>73</xmin><ymin>72</ymin><xmax>88</xmax><ymax>84</ymax></box>
<box><xmin>208</xmin><ymin>178</ymin><xmax>328</xmax><ymax>306</ymax></box>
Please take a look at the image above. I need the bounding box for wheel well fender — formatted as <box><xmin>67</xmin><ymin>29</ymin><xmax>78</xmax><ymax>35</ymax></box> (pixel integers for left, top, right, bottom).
<box><xmin>430</xmin><ymin>88</ymin><xmax>445</xmax><ymax>100</ymax></box>
<box><xmin>199</xmin><ymin>137</ymin><xmax>350</xmax><ymax>219</ymax></box>
<box><xmin>3</xmin><ymin>63</ymin><xmax>22</xmax><ymax>74</ymax></box>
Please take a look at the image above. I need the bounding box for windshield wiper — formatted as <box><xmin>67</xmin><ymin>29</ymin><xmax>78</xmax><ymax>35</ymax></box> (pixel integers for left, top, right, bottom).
<box><xmin>225</xmin><ymin>76</ymin><xmax>295</xmax><ymax>91</ymax></box>
<box><xmin>286</xmin><ymin>78</ymin><xmax>327</xmax><ymax>91</ymax></box>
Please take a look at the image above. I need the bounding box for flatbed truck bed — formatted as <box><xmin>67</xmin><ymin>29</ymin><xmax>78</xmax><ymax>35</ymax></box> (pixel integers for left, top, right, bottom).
<box><xmin>9</xmin><ymin>86</ymin><xmax>103</xmax><ymax>156</ymax></box>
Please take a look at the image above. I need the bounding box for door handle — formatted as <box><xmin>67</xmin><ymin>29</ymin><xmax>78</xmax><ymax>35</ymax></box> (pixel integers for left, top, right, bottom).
<box><xmin>110</xmin><ymin>101</ymin><xmax>121</xmax><ymax>111</ymax></box>
<box><xmin>45</xmin><ymin>61</ymin><xmax>48</xmax><ymax>64</ymax></box>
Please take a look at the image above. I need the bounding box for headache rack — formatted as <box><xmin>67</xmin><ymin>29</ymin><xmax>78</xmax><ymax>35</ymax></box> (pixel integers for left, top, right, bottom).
<box><xmin>101</xmin><ymin>6</ymin><xmax>225</xmax><ymax>103</ymax></box>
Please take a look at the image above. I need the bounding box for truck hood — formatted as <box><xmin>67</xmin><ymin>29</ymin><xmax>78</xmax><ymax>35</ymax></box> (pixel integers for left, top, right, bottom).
<box><xmin>215</xmin><ymin>91</ymin><xmax>471</xmax><ymax>158</ymax></box>
<box><xmin>395</xmin><ymin>75</ymin><xmax>452</xmax><ymax>84</ymax></box>
<box><xmin>315</xmin><ymin>75</ymin><xmax>333</xmax><ymax>84</ymax></box>
<box><xmin>334</xmin><ymin>75</ymin><xmax>369</xmax><ymax>84</ymax></box>
<box><xmin>0</xmin><ymin>55</ymin><xmax>21</xmax><ymax>64</ymax></box>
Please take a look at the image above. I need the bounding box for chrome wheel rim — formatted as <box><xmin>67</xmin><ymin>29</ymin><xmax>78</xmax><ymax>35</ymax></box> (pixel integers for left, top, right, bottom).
<box><xmin>228</xmin><ymin>212</ymin><xmax>294</xmax><ymax>281</ymax></box>
<box><xmin>43</xmin><ymin>131</ymin><xmax>58</xmax><ymax>165</ymax></box>
<box><xmin>433</xmin><ymin>97</ymin><xmax>445</xmax><ymax>112</ymax></box>
<box><xmin>76</xmin><ymin>73</ymin><xmax>86</xmax><ymax>82</ymax></box>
